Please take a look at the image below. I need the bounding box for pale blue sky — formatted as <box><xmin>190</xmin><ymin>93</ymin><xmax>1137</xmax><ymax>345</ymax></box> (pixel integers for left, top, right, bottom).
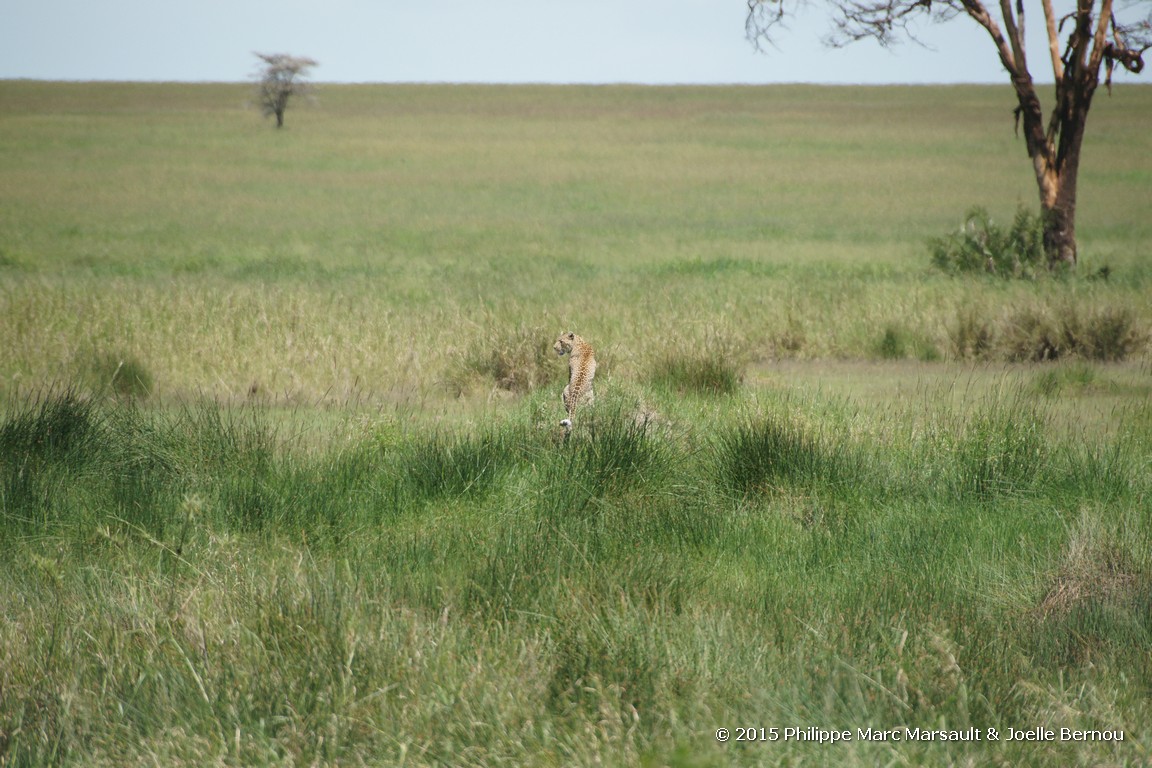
<box><xmin>1</xmin><ymin>0</ymin><xmax>1085</xmax><ymax>85</ymax></box>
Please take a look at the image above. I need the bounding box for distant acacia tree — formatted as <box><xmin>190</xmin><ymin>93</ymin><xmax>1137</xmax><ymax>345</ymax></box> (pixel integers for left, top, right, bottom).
<box><xmin>746</xmin><ymin>0</ymin><xmax>1151</xmax><ymax>268</ymax></box>
<box><xmin>253</xmin><ymin>52</ymin><xmax>317</xmax><ymax>128</ymax></box>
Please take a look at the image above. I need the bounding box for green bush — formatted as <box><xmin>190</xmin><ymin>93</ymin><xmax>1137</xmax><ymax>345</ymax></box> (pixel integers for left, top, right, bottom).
<box><xmin>931</xmin><ymin>206</ymin><xmax>1046</xmax><ymax>278</ymax></box>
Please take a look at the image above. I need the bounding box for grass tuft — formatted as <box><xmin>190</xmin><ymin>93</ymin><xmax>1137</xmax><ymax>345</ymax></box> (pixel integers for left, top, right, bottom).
<box><xmin>874</xmin><ymin>324</ymin><xmax>941</xmax><ymax>361</ymax></box>
<box><xmin>88</xmin><ymin>353</ymin><xmax>154</xmax><ymax>399</ymax></box>
<box><xmin>876</xmin><ymin>325</ymin><xmax>907</xmax><ymax>359</ymax></box>
<box><xmin>949</xmin><ymin>309</ymin><xmax>996</xmax><ymax>360</ymax></box>
<box><xmin>715</xmin><ymin>412</ymin><xmax>860</xmax><ymax>498</ymax></box>
<box><xmin>1034</xmin><ymin>510</ymin><xmax>1151</xmax><ymax>665</ymax></box>
<box><xmin>401</xmin><ymin>430</ymin><xmax>514</xmax><ymax>502</ymax></box>
<box><xmin>543</xmin><ymin>408</ymin><xmax>671</xmax><ymax>511</ymax></box>
<box><xmin>0</xmin><ymin>388</ymin><xmax>101</xmax><ymax>464</ymax></box>
<box><xmin>951</xmin><ymin>399</ymin><xmax>1048</xmax><ymax>500</ymax></box>
<box><xmin>648</xmin><ymin>352</ymin><xmax>743</xmax><ymax>396</ymax></box>
<box><xmin>449</xmin><ymin>324</ymin><xmax>562</xmax><ymax>396</ymax></box>
<box><xmin>1003</xmin><ymin>303</ymin><xmax>1149</xmax><ymax>362</ymax></box>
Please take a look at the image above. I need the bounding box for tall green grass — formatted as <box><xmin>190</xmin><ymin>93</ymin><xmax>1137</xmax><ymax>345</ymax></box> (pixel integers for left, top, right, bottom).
<box><xmin>2</xmin><ymin>384</ymin><xmax>1149</xmax><ymax>765</ymax></box>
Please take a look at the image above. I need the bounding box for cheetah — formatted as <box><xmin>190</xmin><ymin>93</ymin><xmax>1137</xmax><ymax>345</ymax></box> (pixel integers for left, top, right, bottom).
<box><xmin>553</xmin><ymin>332</ymin><xmax>596</xmax><ymax>433</ymax></box>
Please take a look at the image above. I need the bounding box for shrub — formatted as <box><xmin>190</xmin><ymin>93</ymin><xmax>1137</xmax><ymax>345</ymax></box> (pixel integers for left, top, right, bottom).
<box><xmin>931</xmin><ymin>206</ymin><xmax>1046</xmax><ymax>278</ymax></box>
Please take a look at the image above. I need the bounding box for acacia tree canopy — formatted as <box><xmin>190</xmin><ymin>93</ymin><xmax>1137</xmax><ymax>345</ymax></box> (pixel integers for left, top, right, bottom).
<box><xmin>254</xmin><ymin>52</ymin><xmax>318</xmax><ymax>129</ymax></box>
<box><xmin>746</xmin><ymin>0</ymin><xmax>1151</xmax><ymax>267</ymax></box>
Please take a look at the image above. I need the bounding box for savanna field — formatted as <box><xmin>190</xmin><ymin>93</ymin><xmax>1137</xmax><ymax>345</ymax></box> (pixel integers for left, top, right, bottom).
<box><xmin>1</xmin><ymin>81</ymin><xmax>1150</xmax><ymax>766</ymax></box>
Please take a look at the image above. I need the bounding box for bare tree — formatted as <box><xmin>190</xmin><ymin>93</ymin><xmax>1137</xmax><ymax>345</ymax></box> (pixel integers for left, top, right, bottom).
<box><xmin>746</xmin><ymin>0</ymin><xmax>1151</xmax><ymax>268</ymax></box>
<box><xmin>253</xmin><ymin>53</ymin><xmax>318</xmax><ymax>129</ymax></box>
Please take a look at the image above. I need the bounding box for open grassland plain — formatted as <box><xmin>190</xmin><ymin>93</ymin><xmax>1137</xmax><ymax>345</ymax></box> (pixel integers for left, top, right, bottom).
<box><xmin>1</xmin><ymin>81</ymin><xmax>1151</xmax><ymax>766</ymax></box>
<box><xmin>2</xmin><ymin>82</ymin><xmax>1151</xmax><ymax>404</ymax></box>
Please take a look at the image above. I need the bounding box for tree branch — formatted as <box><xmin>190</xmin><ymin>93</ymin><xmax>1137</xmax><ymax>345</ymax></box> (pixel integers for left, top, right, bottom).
<box><xmin>1102</xmin><ymin>13</ymin><xmax>1151</xmax><ymax>89</ymax></box>
<box><xmin>745</xmin><ymin>0</ymin><xmax>1151</xmax><ymax>84</ymax></box>
<box><xmin>998</xmin><ymin>0</ymin><xmax>1028</xmax><ymax>73</ymax></box>
<box><xmin>1042</xmin><ymin>0</ymin><xmax>1065</xmax><ymax>79</ymax></box>
<box><xmin>1088</xmin><ymin>0</ymin><xmax>1116</xmax><ymax>73</ymax></box>
<box><xmin>1068</xmin><ymin>0</ymin><xmax>1094</xmax><ymax>72</ymax></box>
<box><xmin>957</xmin><ymin>0</ymin><xmax>1022</xmax><ymax>76</ymax></box>
<box><xmin>746</xmin><ymin>0</ymin><xmax>791</xmax><ymax>51</ymax></box>
<box><xmin>826</xmin><ymin>0</ymin><xmax>935</xmax><ymax>47</ymax></box>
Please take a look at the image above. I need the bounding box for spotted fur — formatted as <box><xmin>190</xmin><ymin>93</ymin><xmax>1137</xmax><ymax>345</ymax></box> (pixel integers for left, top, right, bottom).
<box><xmin>553</xmin><ymin>332</ymin><xmax>596</xmax><ymax>432</ymax></box>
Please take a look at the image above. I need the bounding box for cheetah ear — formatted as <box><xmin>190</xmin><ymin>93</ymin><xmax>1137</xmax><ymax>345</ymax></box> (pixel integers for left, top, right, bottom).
<box><xmin>566</xmin><ymin>332</ymin><xmax>575</xmax><ymax>340</ymax></box>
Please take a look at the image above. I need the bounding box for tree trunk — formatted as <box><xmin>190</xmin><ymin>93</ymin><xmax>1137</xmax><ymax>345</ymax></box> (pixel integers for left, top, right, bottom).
<box><xmin>1041</xmin><ymin>131</ymin><xmax>1084</xmax><ymax>269</ymax></box>
<box><xmin>275</xmin><ymin>108</ymin><xmax>284</xmax><ymax>128</ymax></box>
<box><xmin>993</xmin><ymin>0</ymin><xmax>1115</xmax><ymax>272</ymax></box>
<box><xmin>1042</xmin><ymin>193</ymin><xmax>1078</xmax><ymax>267</ymax></box>
<box><xmin>1012</xmin><ymin>71</ymin><xmax>1097</xmax><ymax>270</ymax></box>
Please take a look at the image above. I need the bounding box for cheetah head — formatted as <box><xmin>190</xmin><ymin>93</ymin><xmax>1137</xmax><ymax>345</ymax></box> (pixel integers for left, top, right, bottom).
<box><xmin>553</xmin><ymin>332</ymin><xmax>576</xmax><ymax>357</ymax></box>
